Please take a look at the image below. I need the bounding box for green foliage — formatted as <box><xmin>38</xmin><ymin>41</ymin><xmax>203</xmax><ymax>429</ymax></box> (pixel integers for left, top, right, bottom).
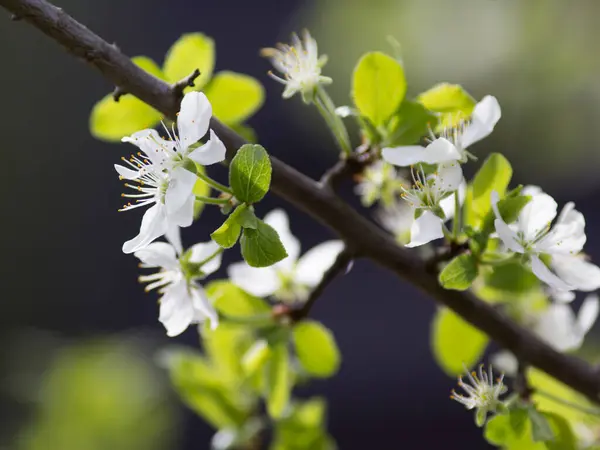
<box><xmin>483</xmin><ymin>262</ymin><xmax>540</xmax><ymax>295</ymax></box>
<box><xmin>529</xmin><ymin>407</ymin><xmax>555</xmax><ymax>442</ymax></box>
<box><xmin>229</xmin><ymin>144</ymin><xmax>272</xmax><ymax>204</ymax></box>
<box><xmin>431</xmin><ymin>308</ymin><xmax>488</xmax><ymax>376</ymax></box>
<box><xmin>163</xmin><ymin>33</ymin><xmax>215</xmax><ymax>89</ymax></box>
<box><xmin>417</xmin><ymin>83</ymin><xmax>476</xmax><ymax>128</ymax></box>
<box><xmin>293</xmin><ymin>321</ymin><xmax>341</xmax><ymax>378</ymax></box>
<box><xmin>472</xmin><ymin>153</ymin><xmax>513</xmax><ymax>218</ymax></box>
<box><xmin>211</xmin><ymin>204</ymin><xmax>259</xmax><ymax>249</ymax></box>
<box><xmin>205</xmin><ymin>71</ymin><xmax>264</xmax><ymax>124</ymax></box>
<box><xmin>352</xmin><ymin>51</ymin><xmax>407</xmax><ymax>127</ymax></box>
<box><xmin>265</xmin><ymin>342</ymin><xmax>291</xmax><ymax>419</ymax></box>
<box><xmin>242</xmin><ymin>340</ymin><xmax>272</xmax><ymax>378</ymax></box>
<box><xmin>240</xmin><ymin>219</ymin><xmax>288</xmax><ymax>268</ymax></box>
<box><xmin>206</xmin><ymin>280</ymin><xmax>271</xmax><ymax>317</ymax></box>
<box><xmin>385</xmin><ymin>100</ymin><xmax>437</xmax><ymax>146</ymax></box>
<box><xmin>439</xmin><ymin>254</ymin><xmax>479</xmax><ymax>291</ymax></box>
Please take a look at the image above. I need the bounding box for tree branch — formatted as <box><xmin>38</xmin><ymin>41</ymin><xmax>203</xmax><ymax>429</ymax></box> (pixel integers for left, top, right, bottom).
<box><xmin>3</xmin><ymin>0</ymin><xmax>600</xmax><ymax>403</ymax></box>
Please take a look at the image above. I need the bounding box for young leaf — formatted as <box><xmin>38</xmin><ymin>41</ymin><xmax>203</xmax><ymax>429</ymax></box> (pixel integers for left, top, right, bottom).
<box><xmin>240</xmin><ymin>219</ymin><xmax>287</xmax><ymax>268</ymax></box>
<box><xmin>90</xmin><ymin>56</ymin><xmax>164</xmax><ymax>141</ymax></box>
<box><xmin>242</xmin><ymin>340</ymin><xmax>271</xmax><ymax>377</ymax></box>
<box><xmin>431</xmin><ymin>308</ymin><xmax>488</xmax><ymax>376</ymax></box>
<box><xmin>439</xmin><ymin>254</ymin><xmax>479</xmax><ymax>291</ymax></box>
<box><xmin>293</xmin><ymin>321</ymin><xmax>341</xmax><ymax>378</ymax></box>
<box><xmin>352</xmin><ymin>51</ymin><xmax>407</xmax><ymax>126</ymax></box>
<box><xmin>483</xmin><ymin>261</ymin><xmax>540</xmax><ymax>295</ymax></box>
<box><xmin>205</xmin><ymin>71</ymin><xmax>264</xmax><ymax>125</ymax></box>
<box><xmin>163</xmin><ymin>33</ymin><xmax>215</xmax><ymax>89</ymax></box>
<box><xmin>509</xmin><ymin>406</ymin><xmax>529</xmax><ymax>437</ymax></box>
<box><xmin>417</xmin><ymin>83</ymin><xmax>476</xmax><ymax>128</ymax></box>
<box><xmin>211</xmin><ymin>214</ymin><xmax>242</xmax><ymax>249</ymax></box>
<box><xmin>206</xmin><ymin>280</ymin><xmax>270</xmax><ymax>316</ymax></box>
<box><xmin>472</xmin><ymin>153</ymin><xmax>513</xmax><ymax>218</ymax></box>
<box><xmin>385</xmin><ymin>100</ymin><xmax>437</xmax><ymax>146</ymax></box>
<box><xmin>229</xmin><ymin>144</ymin><xmax>272</xmax><ymax>204</ymax></box>
<box><xmin>265</xmin><ymin>342</ymin><xmax>291</xmax><ymax>419</ymax></box>
<box><xmin>528</xmin><ymin>407</ymin><xmax>555</xmax><ymax>442</ymax></box>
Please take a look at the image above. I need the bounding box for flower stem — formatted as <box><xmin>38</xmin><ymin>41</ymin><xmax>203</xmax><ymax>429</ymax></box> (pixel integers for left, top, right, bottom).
<box><xmin>195</xmin><ymin>169</ymin><xmax>233</xmax><ymax>195</ymax></box>
<box><xmin>314</xmin><ymin>86</ymin><xmax>352</xmax><ymax>157</ymax></box>
<box><xmin>195</xmin><ymin>195</ymin><xmax>231</xmax><ymax>205</ymax></box>
<box><xmin>452</xmin><ymin>191</ymin><xmax>461</xmax><ymax>239</ymax></box>
<box><xmin>197</xmin><ymin>247</ymin><xmax>224</xmax><ymax>267</ymax></box>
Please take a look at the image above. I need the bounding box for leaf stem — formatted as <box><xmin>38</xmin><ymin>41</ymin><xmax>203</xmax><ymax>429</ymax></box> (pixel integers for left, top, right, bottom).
<box><xmin>452</xmin><ymin>190</ymin><xmax>461</xmax><ymax>240</ymax></box>
<box><xmin>195</xmin><ymin>195</ymin><xmax>231</xmax><ymax>205</ymax></box>
<box><xmin>314</xmin><ymin>86</ymin><xmax>352</xmax><ymax>156</ymax></box>
<box><xmin>196</xmin><ymin>169</ymin><xmax>233</xmax><ymax>195</ymax></box>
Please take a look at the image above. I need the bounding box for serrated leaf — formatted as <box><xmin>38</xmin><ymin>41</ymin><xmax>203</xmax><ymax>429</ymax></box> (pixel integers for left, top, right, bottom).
<box><xmin>439</xmin><ymin>254</ymin><xmax>479</xmax><ymax>291</ymax></box>
<box><xmin>205</xmin><ymin>71</ymin><xmax>264</xmax><ymax>125</ymax></box>
<box><xmin>385</xmin><ymin>100</ymin><xmax>438</xmax><ymax>146</ymax></box>
<box><xmin>265</xmin><ymin>342</ymin><xmax>290</xmax><ymax>419</ymax></box>
<box><xmin>472</xmin><ymin>153</ymin><xmax>513</xmax><ymax>218</ymax></box>
<box><xmin>240</xmin><ymin>219</ymin><xmax>287</xmax><ymax>268</ymax></box>
<box><xmin>418</xmin><ymin>83</ymin><xmax>476</xmax><ymax>128</ymax></box>
<box><xmin>163</xmin><ymin>33</ymin><xmax>215</xmax><ymax>89</ymax></box>
<box><xmin>90</xmin><ymin>56</ymin><xmax>164</xmax><ymax>142</ymax></box>
<box><xmin>229</xmin><ymin>144</ymin><xmax>272</xmax><ymax>204</ymax></box>
<box><xmin>206</xmin><ymin>280</ymin><xmax>270</xmax><ymax>316</ymax></box>
<box><xmin>352</xmin><ymin>51</ymin><xmax>407</xmax><ymax>126</ymax></box>
<box><xmin>293</xmin><ymin>321</ymin><xmax>341</xmax><ymax>378</ymax></box>
<box><xmin>431</xmin><ymin>308</ymin><xmax>488</xmax><ymax>376</ymax></box>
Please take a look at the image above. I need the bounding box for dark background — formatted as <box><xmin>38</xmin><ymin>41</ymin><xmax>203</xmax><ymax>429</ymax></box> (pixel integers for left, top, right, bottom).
<box><xmin>2</xmin><ymin>0</ymin><xmax>600</xmax><ymax>448</ymax></box>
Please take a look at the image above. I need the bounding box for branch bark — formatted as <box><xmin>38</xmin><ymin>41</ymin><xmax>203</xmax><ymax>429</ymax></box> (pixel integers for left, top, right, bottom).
<box><xmin>3</xmin><ymin>0</ymin><xmax>600</xmax><ymax>403</ymax></box>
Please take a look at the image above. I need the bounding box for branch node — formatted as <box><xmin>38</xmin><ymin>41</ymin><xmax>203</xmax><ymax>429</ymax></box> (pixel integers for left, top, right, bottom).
<box><xmin>319</xmin><ymin>147</ymin><xmax>378</xmax><ymax>192</ymax></box>
<box><xmin>112</xmin><ymin>86</ymin><xmax>127</xmax><ymax>102</ymax></box>
<box><xmin>172</xmin><ymin>68</ymin><xmax>201</xmax><ymax>98</ymax></box>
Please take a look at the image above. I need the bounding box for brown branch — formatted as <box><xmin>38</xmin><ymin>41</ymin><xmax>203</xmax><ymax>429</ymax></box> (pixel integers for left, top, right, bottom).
<box><xmin>3</xmin><ymin>0</ymin><xmax>600</xmax><ymax>403</ymax></box>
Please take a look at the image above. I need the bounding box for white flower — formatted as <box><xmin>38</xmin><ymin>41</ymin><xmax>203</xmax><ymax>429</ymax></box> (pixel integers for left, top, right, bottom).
<box><xmin>117</xmin><ymin>92</ymin><xmax>226</xmax><ymax>254</ymax></box>
<box><xmin>134</xmin><ymin>234</ymin><xmax>222</xmax><ymax>337</ymax></box>
<box><xmin>491</xmin><ymin>190</ymin><xmax>595</xmax><ymax>292</ymax></box>
<box><xmin>354</xmin><ymin>161</ymin><xmax>407</xmax><ymax>207</ymax></box>
<box><xmin>375</xmin><ymin>200</ymin><xmax>414</xmax><ymax>244</ymax></box>
<box><xmin>382</xmin><ymin>95</ymin><xmax>501</xmax><ymax>166</ymax></box>
<box><xmin>451</xmin><ymin>364</ymin><xmax>507</xmax><ymax>426</ymax></box>
<box><xmin>228</xmin><ymin>209</ymin><xmax>344</xmax><ymax>302</ymax></box>
<box><xmin>400</xmin><ymin>163</ymin><xmax>463</xmax><ymax>247</ymax></box>
<box><xmin>261</xmin><ymin>30</ymin><xmax>332</xmax><ymax>101</ymax></box>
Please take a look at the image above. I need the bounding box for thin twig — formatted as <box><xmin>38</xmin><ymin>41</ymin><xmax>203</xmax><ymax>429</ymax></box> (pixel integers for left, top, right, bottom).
<box><xmin>290</xmin><ymin>247</ymin><xmax>355</xmax><ymax>321</ymax></box>
<box><xmin>112</xmin><ymin>86</ymin><xmax>126</xmax><ymax>102</ymax></box>
<box><xmin>172</xmin><ymin>68</ymin><xmax>201</xmax><ymax>99</ymax></box>
<box><xmin>4</xmin><ymin>0</ymin><xmax>600</xmax><ymax>403</ymax></box>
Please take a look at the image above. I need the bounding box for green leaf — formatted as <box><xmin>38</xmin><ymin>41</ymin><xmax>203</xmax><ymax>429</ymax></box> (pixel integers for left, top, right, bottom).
<box><xmin>479</xmin><ymin>194</ymin><xmax>531</xmax><ymax>240</ymax></box>
<box><xmin>293</xmin><ymin>321</ymin><xmax>341</xmax><ymax>378</ymax></box>
<box><xmin>528</xmin><ymin>407</ymin><xmax>555</xmax><ymax>442</ymax></box>
<box><xmin>229</xmin><ymin>144</ymin><xmax>272</xmax><ymax>204</ymax></box>
<box><xmin>431</xmin><ymin>308</ymin><xmax>488</xmax><ymax>376</ymax></box>
<box><xmin>484</xmin><ymin>413</ymin><xmax>546</xmax><ymax>449</ymax></box>
<box><xmin>483</xmin><ymin>262</ymin><xmax>540</xmax><ymax>295</ymax></box>
<box><xmin>417</xmin><ymin>83</ymin><xmax>476</xmax><ymax>128</ymax></box>
<box><xmin>544</xmin><ymin>413</ymin><xmax>577</xmax><ymax>450</ymax></box>
<box><xmin>438</xmin><ymin>254</ymin><xmax>479</xmax><ymax>291</ymax></box>
<box><xmin>211</xmin><ymin>215</ymin><xmax>242</xmax><ymax>249</ymax></box>
<box><xmin>240</xmin><ymin>219</ymin><xmax>288</xmax><ymax>268</ymax></box>
<box><xmin>241</xmin><ymin>340</ymin><xmax>271</xmax><ymax>378</ymax></box>
<box><xmin>205</xmin><ymin>71</ymin><xmax>264</xmax><ymax>125</ymax></box>
<box><xmin>163</xmin><ymin>33</ymin><xmax>215</xmax><ymax>89</ymax></box>
<box><xmin>265</xmin><ymin>342</ymin><xmax>291</xmax><ymax>419</ymax></box>
<box><xmin>510</xmin><ymin>407</ymin><xmax>530</xmax><ymax>437</ymax></box>
<box><xmin>352</xmin><ymin>51</ymin><xmax>407</xmax><ymax>126</ymax></box>
<box><xmin>472</xmin><ymin>153</ymin><xmax>513</xmax><ymax>218</ymax></box>
<box><xmin>201</xmin><ymin>324</ymin><xmax>253</xmax><ymax>383</ymax></box>
<box><xmin>385</xmin><ymin>100</ymin><xmax>437</xmax><ymax>146</ymax></box>
<box><xmin>90</xmin><ymin>56</ymin><xmax>163</xmax><ymax>141</ymax></box>
<box><xmin>206</xmin><ymin>280</ymin><xmax>270</xmax><ymax>316</ymax></box>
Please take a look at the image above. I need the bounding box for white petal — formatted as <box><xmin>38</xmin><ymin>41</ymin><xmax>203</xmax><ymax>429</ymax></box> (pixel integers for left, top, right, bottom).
<box><xmin>490</xmin><ymin>351</ymin><xmax>518</xmax><ymax>376</ymax></box>
<box><xmin>406</xmin><ymin>211</ymin><xmax>444</xmax><ymax>248</ymax></box>
<box><xmin>177</xmin><ymin>92</ymin><xmax>212</xmax><ymax>148</ymax></box>
<box><xmin>493</xmin><ymin>215</ymin><xmax>524</xmax><ymax>253</ymax></box>
<box><xmin>188</xmin><ymin>241</ymin><xmax>222</xmax><ymax>275</ymax></box>
<box><xmin>165</xmin><ymin>224</ymin><xmax>183</xmax><ymax>256</ymax></box>
<box><xmin>188</xmin><ymin>130</ymin><xmax>226</xmax><ymax>166</ymax></box>
<box><xmin>114</xmin><ymin>164</ymin><xmax>140</xmax><ymax>180</ymax></box>
<box><xmin>460</xmin><ymin>95</ymin><xmax>501</xmax><ymax>148</ymax></box>
<box><xmin>264</xmin><ymin>209</ymin><xmax>301</xmax><ymax>270</ymax></box>
<box><xmin>535</xmin><ymin>303</ymin><xmax>580</xmax><ymax>352</ymax></box>
<box><xmin>435</xmin><ymin>161</ymin><xmax>463</xmax><ymax>192</ymax></box>
<box><xmin>122</xmin><ymin>129</ymin><xmax>173</xmax><ymax>166</ymax></box>
<box><xmin>577</xmin><ymin>294</ymin><xmax>599</xmax><ymax>335</ymax></box>
<box><xmin>169</xmin><ymin>194</ymin><xmax>195</xmax><ymax>228</ymax></box>
<box><xmin>122</xmin><ymin>204</ymin><xmax>168</xmax><ymax>254</ymax></box>
<box><xmin>440</xmin><ymin>181</ymin><xmax>466</xmax><ymax>220</ymax></box>
<box><xmin>382</xmin><ymin>138</ymin><xmax>461</xmax><ymax>167</ymax></box>
<box><xmin>190</xmin><ymin>284</ymin><xmax>219</xmax><ymax>330</ymax></box>
<box><xmin>382</xmin><ymin>145</ymin><xmax>427</xmax><ymax>167</ymax></box>
<box><xmin>518</xmin><ymin>193</ymin><xmax>557</xmax><ymax>242</ymax></box>
<box><xmin>227</xmin><ymin>262</ymin><xmax>281</xmax><ymax>297</ymax></box>
<box><xmin>165</xmin><ymin>167</ymin><xmax>197</xmax><ymax>214</ymax></box>
<box><xmin>530</xmin><ymin>254</ymin><xmax>573</xmax><ymax>291</ymax></box>
<box><xmin>547</xmin><ymin>286</ymin><xmax>576</xmax><ymax>303</ymax></box>
<box><xmin>133</xmin><ymin>242</ymin><xmax>178</xmax><ymax>269</ymax></box>
<box><xmin>295</xmin><ymin>241</ymin><xmax>345</xmax><ymax>287</ymax></box>
<box><xmin>536</xmin><ymin>222</ymin><xmax>586</xmax><ymax>255</ymax></box>
<box><xmin>522</xmin><ymin>185</ymin><xmax>543</xmax><ymax>197</ymax></box>
<box><xmin>551</xmin><ymin>254</ymin><xmax>600</xmax><ymax>292</ymax></box>
<box><xmin>159</xmin><ymin>280</ymin><xmax>194</xmax><ymax>337</ymax></box>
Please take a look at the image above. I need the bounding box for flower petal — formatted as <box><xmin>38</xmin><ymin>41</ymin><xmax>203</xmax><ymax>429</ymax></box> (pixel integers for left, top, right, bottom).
<box><xmin>114</xmin><ymin>164</ymin><xmax>141</xmax><ymax>180</ymax></box>
<box><xmin>551</xmin><ymin>254</ymin><xmax>600</xmax><ymax>292</ymax></box>
<box><xmin>435</xmin><ymin>161</ymin><xmax>463</xmax><ymax>192</ymax></box>
<box><xmin>530</xmin><ymin>254</ymin><xmax>573</xmax><ymax>291</ymax></box>
<box><xmin>382</xmin><ymin>138</ymin><xmax>461</xmax><ymax>167</ymax></box>
<box><xmin>169</xmin><ymin>194</ymin><xmax>195</xmax><ymax>228</ymax></box>
<box><xmin>227</xmin><ymin>262</ymin><xmax>280</xmax><ymax>297</ymax></box>
<box><xmin>165</xmin><ymin>167</ymin><xmax>197</xmax><ymax>214</ymax></box>
<box><xmin>188</xmin><ymin>241</ymin><xmax>222</xmax><ymax>275</ymax></box>
<box><xmin>295</xmin><ymin>241</ymin><xmax>345</xmax><ymax>288</ymax></box>
<box><xmin>121</xmin><ymin>129</ymin><xmax>173</xmax><ymax>166</ymax></box>
<box><xmin>165</xmin><ymin>224</ymin><xmax>183</xmax><ymax>255</ymax></box>
<box><xmin>490</xmin><ymin>194</ymin><xmax>524</xmax><ymax>253</ymax></box>
<box><xmin>577</xmin><ymin>294</ymin><xmax>599</xmax><ymax>335</ymax></box>
<box><xmin>134</xmin><ymin>242</ymin><xmax>178</xmax><ymax>269</ymax></box>
<box><xmin>440</xmin><ymin>181</ymin><xmax>466</xmax><ymax>220</ymax></box>
<box><xmin>490</xmin><ymin>351</ymin><xmax>518</xmax><ymax>376</ymax></box>
<box><xmin>190</xmin><ymin>284</ymin><xmax>219</xmax><ymax>330</ymax></box>
<box><xmin>406</xmin><ymin>211</ymin><xmax>444</xmax><ymax>248</ymax></box>
<box><xmin>518</xmin><ymin>193</ymin><xmax>557</xmax><ymax>242</ymax></box>
<box><xmin>534</xmin><ymin>303</ymin><xmax>580</xmax><ymax>352</ymax></box>
<box><xmin>177</xmin><ymin>92</ymin><xmax>212</xmax><ymax>148</ymax></box>
<box><xmin>188</xmin><ymin>129</ymin><xmax>226</xmax><ymax>166</ymax></box>
<box><xmin>159</xmin><ymin>280</ymin><xmax>194</xmax><ymax>337</ymax></box>
<box><xmin>461</xmin><ymin>95</ymin><xmax>501</xmax><ymax>148</ymax></box>
<box><xmin>263</xmin><ymin>209</ymin><xmax>301</xmax><ymax>271</ymax></box>
<box><xmin>122</xmin><ymin>204</ymin><xmax>168</xmax><ymax>254</ymax></box>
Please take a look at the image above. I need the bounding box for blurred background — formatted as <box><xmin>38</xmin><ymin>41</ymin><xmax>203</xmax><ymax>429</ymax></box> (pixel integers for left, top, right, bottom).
<box><xmin>2</xmin><ymin>0</ymin><xmax>600</xmax><ymax>448</ymax></box>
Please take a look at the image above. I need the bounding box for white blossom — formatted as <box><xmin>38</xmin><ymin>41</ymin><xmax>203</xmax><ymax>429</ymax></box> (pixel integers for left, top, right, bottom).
<box><xmin>134</xmin><ymin>232</ymin><xmax>222</xmax><ymax>337</ymax></box>
<box><xmin>382</xmin><ymin>95</ymin><xmax>501</xmax><ymax>167</ymax></box>
<box><xmin>491</xmin><ymin>189</ymin><xmax>600</xmax><ymax>292</ymax></box>
<box><xmin>117</xmin><ymin>92</ymin><xmax>226</xmax><ymax>254</ymax></box>
<box><xmin>354</xmin><ymin>160</ymin><xmax>405</xmax><ymax>207</ymax></box>
<box><xmin>261</xmin><ymin>30</ymin><xmax>332</xmax><ymax>101</ymax></box>
<box><xmin>228</xmin><ymin>209</ymin><xmax>344</xmax><ymax>302</ymax></box>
